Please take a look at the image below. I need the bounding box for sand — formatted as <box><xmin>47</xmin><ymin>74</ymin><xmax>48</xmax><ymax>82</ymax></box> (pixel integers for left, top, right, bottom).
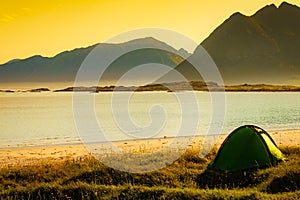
<box><xmin>0</xmin><ymin>130</ymin><xmax>299</xmax><ymax>166</ymax></box>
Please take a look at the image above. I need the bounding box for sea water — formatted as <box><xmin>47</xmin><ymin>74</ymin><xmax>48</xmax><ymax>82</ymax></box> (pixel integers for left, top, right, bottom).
<box><xmin>0</xmin><ymin>91</ymin><xmax>299</xmax><ymax>148</ymax></box>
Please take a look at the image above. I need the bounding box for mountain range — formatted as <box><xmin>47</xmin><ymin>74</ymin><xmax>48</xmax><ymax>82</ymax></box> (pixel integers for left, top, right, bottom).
<box><xmin>175</xmin><ymin>2</ymin><xmax>300</xmax><ymax>85</ymax></box>
<box><xmin>1</xmin><ymin>1</ymin><xmax>300</xmax><ymax>86</ymax></box>
<box><xmin>0</xmin><ymin>38</ymin><xmax>188</xmax><ymax>87</ymax></box>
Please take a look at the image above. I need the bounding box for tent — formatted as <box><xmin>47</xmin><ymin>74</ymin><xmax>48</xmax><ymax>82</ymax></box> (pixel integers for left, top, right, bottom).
<box><xmin>208</xmin><ymin>125</ymin><xmax>285</xmax><ymax>172</ymax></box>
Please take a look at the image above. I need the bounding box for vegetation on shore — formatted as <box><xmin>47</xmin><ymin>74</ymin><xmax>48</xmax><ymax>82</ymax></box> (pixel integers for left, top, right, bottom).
<box><xmin>0</xmin><ymin>146</ymin><xmax>299</xmax><ymax>199</ymax></box>
<box><xmin>54</xmin><ymin>81</ymin><xmax>300</xmax><ymax>92</ymax></box>
<box><xmin>2</xmin><ymin>81</ymin><xmax>300</xmax><ymax>93</ymax></box>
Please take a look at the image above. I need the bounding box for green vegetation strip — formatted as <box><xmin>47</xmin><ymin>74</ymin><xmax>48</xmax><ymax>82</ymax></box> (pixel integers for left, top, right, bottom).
<box><xmin>3</xmin><ymin>183</ymin><xmax>300</xmax><ymax>200</ymax></box>
<box><xmin>0</xmin><ymin>146</ymin><xmax>300</xmax><ymax>199</ymax></box>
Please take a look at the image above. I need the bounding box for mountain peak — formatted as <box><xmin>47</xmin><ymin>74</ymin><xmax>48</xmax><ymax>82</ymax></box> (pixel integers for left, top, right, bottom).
<box><xmin>121</xmin><ymin>37</ymin><xmax>161</xmax><ymax>45</ymax></box>
<box><xmin>252</xmin><ymin>3</ymin><xmax>278</xmax><ymax>17</ymax></box>
<box><xmin>253</xmin><ymin>2</ymin><xmax>299</xmax><ymax>17</ymax></box>
<box><xmin>268</xmin><ymin>3</ymin><xmax>277</xmax><ymax>8</ymax></box>
<box><xmin>251</xmin><ymin>1</ymin><xmax>300</xmax><ymax>21</ymax></box>
<box><xmin>279</xmin><ymin>1</ymin><xmax>300</xmax><ymax>9</ymax></box>
<box><xmin>117</xmin><ymin>37</ymin><xmax>174</xmax><ymax>49</ymax></box>
<box><xmin>223</xmin><ymin>12</ymin><xmax>246</xmax><ymax>26</ymax></box>
<box><xmin>230</xmin><ymin>12</ymin><xmax>246</xmax><ymax>18</ymax></box>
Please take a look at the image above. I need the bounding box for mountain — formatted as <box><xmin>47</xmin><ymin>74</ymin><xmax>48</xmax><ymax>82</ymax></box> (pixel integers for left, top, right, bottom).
<box><xmin>0</xmin><ymin>37</ymin><xmax>190</xmax><ymax>86</ymax></box>
<box><xmin>2</xmin><ymin>2</ymin><xmax>300</xmax><ymax>86</ymax></box>
<box><xmin>175</xmin><ymin>1</ymin><xmax>300</xmax><ymax>85</ymax></box>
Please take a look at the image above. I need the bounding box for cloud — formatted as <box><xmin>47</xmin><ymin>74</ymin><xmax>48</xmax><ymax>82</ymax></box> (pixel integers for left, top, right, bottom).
<box><xmin>22</xmin><ymin>7</ymin><xmax>32</xmax><ymax>12</ymax></box>
<box><xmin>0</xmin><ymin>14</ymin><xmax>17</xmax><ymax>23</ymax></box>
<box><xmin>0</xmin><ymin>8</ymin><xmax>31</xmax><ymax>23</ymax></box>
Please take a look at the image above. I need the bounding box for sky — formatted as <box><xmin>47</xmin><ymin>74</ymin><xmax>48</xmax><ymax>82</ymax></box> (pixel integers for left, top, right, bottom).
<box><xmin>1</xmin><ymin>0</ymin><xmax>300</xmax><ymax>64</ymax></box>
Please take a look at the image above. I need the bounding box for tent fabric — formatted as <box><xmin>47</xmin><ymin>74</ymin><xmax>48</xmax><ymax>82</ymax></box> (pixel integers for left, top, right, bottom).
<box><xmin>208</xmin><ymin>125</ymin><xmax>285</xmax><ymax>172</ymax></box>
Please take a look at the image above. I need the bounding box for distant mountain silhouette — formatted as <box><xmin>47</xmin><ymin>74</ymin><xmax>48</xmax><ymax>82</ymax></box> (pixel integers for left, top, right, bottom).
<box><xmin>0</xmin><ymin>37</ymin><xmax>189</xmax><ymax>85</ymax></box>
<box><xmin>1</xmin><ymin>2</ymin><xmax>300</xmax><ymax>86</ymax></box>
<box><xmin>175</xmin><ymin>2</ymin><xmax>300</xmax><ymax>85</ymax></box>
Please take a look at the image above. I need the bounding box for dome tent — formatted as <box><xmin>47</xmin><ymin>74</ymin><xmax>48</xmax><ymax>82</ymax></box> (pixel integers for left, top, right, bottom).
<box><xmin>208</xmin><ymin>125</ymin><xmax>285</xmax><ymax>172</ymax></box>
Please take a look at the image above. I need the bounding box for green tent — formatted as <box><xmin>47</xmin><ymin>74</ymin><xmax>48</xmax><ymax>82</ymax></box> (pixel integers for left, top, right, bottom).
<box><xmin>208</xmin><ymin>125</ymin><xmax>285</xmax><ymax>172</ymax></box>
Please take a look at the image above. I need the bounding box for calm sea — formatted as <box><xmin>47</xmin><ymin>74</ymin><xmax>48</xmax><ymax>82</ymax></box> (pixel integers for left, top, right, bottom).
<box><xmin>0</xmin><ymin>92</ymin><xmax>299</xmax><ymax>148</ymax></box>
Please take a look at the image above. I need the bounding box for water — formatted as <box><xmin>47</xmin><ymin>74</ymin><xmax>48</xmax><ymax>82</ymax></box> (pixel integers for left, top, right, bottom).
<box><xmin>0</xmin><ymin>91</ymin><xmax>300</xmax><ymax>148</ymax></box>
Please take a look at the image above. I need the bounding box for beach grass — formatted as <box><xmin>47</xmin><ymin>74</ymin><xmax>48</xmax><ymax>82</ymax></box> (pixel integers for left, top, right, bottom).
<box><xmin>0</xmin><ymin>146</ymin><xmax>299</xmax><ymax>199</ymax></box>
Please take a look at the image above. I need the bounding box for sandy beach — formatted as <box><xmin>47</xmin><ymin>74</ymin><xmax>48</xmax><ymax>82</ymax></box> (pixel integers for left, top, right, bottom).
<box><xmin>0</xmin><ymin>129</ymin><xmax>299</xmax><ymax>166</ymax></box>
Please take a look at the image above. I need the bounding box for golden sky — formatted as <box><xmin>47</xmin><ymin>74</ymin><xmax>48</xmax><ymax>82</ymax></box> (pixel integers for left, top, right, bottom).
<box><xmin>1</xmin><ymin>0</ymin><xmax>300</xmax><ymax>64</ymax></box>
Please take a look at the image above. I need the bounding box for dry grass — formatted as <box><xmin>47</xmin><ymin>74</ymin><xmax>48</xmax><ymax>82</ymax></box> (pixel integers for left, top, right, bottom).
<box><xmin>0</xmin><ymin>146</ymin><xmax>299</xmax><ymax>199</ymax></box>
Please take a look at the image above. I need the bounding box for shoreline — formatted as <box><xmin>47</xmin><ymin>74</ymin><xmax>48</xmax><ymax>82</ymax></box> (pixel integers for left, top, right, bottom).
<box><xmin>2</xmin><ymin>90</ymin><xmax>300</xmax><ymax>94</ymax></box>
<box><xmin>2</xmin><ymin>81</ymin><xmax>300</xmax><ymax>93</ymax></box>
<box><xmin>0</xmin><ymin>129</ymin><xmax>299</xmax><ymax>166</ymax></box>
<box><xmin>1</xmin><ymin>127</ymin><xmax>300</xmax><ymax>150</ymax></box>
